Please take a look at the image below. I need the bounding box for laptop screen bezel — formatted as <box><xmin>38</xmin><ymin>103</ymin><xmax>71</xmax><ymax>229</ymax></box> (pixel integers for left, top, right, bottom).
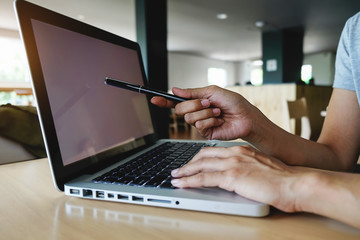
<box><xmin>14</xmin><ymin>0</ymin><xmax>159</xmax><ymax>191</ymax></box>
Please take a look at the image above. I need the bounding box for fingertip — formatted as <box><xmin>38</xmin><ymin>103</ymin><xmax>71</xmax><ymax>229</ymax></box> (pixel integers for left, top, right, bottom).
<box><xmin>201</xmin><ymin>99</ymin><xmax>211</xmax><ymax>107</ymax></box>
<box><xmin>150</xmin><ymin>96</ymin><xmax>163</xmax><ymax>104</ymax></box>
<box><xmin>171</xmin><ymin>168</ymin><xmax>179</xmax><ymax>177</ymax></box>
<box><xmin>212</xmin><ymin>108</ymin><xmax>221</xmax><ymax>116</ymax></box>
<box><xmin>150</xmin><ymin>96</ymin><xmax>158</xmax><ymax>104</ymax></box>
<box><xmin>172</xmin><ymin>87</ymin><xmax>184</xmax><ymax>96</ymax></box>
<box><xmin>171</xmin><ymin>179</ymin><xmax>181</xmax><ymax>186</ymax></box>
<box><xmin>151</xmin><ymin>96</ymin><xmax>175</xmax><ymax>108</ymax></box>
<box><xmin>172</xmin><ymin>87</ymin><xmax>192</xmax><ymax>99</ymax></box>
<box><xmin>172</xmin><ymin>87</ymin><xmax>182</xmax><ymax>92</ymax></box>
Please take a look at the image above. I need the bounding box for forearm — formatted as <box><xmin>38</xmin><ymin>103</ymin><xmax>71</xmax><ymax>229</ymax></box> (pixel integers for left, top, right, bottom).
<box><xmin>242</xmin><ymin>88</ymin><xmax>360</xmax><ymax>171</ymax></box>
<box><xmin>294</xmin><ymin>169</ymin><xmax>360</xmax><ymax>229</ymax></box>
<box><xmin>243</xmin><ymin>112</ymin><xmax>346</xmax><ymax>171</ymax></box>
<box><xmin>246</xmin><ymin>88</ymin><xmax>360</xmax><ymax>171</ymax></box>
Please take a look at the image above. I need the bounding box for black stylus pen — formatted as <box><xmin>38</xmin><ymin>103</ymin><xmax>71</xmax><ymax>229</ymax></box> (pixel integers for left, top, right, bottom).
<box><xmin>105</xmin><ymin>77</ymin><xmax>190</xmax><ymax>103</ymax></box>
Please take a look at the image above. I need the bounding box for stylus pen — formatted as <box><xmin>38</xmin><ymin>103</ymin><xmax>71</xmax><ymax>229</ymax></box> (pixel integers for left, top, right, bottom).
<box><xmin>105</xmin><ymin>77</ymin><xmax>190</xmax><ymax>103</ymax></box>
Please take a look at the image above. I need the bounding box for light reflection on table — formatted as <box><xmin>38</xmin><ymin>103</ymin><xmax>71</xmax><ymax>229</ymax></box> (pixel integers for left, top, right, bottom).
<box><xmin>1</xmin><ymin>158</ymin><xmax>360</xmax><ymax>240</ymax></box>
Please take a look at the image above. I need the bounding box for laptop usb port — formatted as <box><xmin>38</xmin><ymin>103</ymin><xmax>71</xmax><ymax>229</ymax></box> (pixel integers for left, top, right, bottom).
<box><xmin>83</xmin><ymin>189</ymin><xmax>93</xmax><ymax>197</ymax></box>
<box><xmin>70</xmin><ymin>189</ymin><xmax>80</xmax><ymax>195</ymax></box>
<box><xmin>132</xmin><ymin>196</ymin><xmax>144</xmax><ymax>202</ymax></box>
<box><xmin>117</xmin><ymin>194</ymin><xmax>129</xmax><ymax>200</ymax></box>
<box><xmin>96</xmin><ymin>191</ymin><xmax>105</xmax><ymax>198</ymax></box>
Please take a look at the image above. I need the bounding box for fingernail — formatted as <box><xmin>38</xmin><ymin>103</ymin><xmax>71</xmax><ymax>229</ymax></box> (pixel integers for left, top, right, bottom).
<box><xmin>201</xmin><ymin>99</ymin><xmax>210</xmax><ymax>107</ymax></box>
<box><xmin>171</xmin><ymin>179</ymin><xmax>181</xmax><ymax>186</ymax></box>
<box><xmin>171</xmin><ymin>169</ymin><xmax>179</xmax><ymax>176</ymax></box>
<box><xmin>212</xmin><ymin>108</ymin><xmax>220</xmax><ymax>116</ymax></box>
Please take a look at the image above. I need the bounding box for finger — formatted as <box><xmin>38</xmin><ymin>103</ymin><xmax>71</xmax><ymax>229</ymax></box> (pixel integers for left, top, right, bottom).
<box><xmin>194</xmin><ymin>117</ymin><xmax>224</xmax><ymax>131</ymax></box>
<box><xmin>190</xmin><ymin>147</ymin><xmax>227</xmax><ymax>163</ymax></box>
<box><xmin>183</xmin><ymin>108</ymin><xmax>221</xmax><ymax>125</ymax></box>
<box><xmin>172</xmin><ymin>155</ymin><xmax>241</xmax><ymax>178</ymax></box>
<box><xmin>171</xmin><ymin>87</ymin><xmax>192</xmax><ymax>99</ymax></box>
<box><xmin>175</xmin><ymin>99</ymin><xmax>211</xmax><ymax>116</ymax></box>
<box><xmin>172</xmin><ymin>86</ymin><xmax>218</xmax><ymax>100</ymax></box>
<box><xmin>171</xmin><ymin>171</ymin><xmax>225</xmax><ymax>189</ymax></box>
<box><xmin>150</xmin><ymin>96</ymin><xmax>176</xmax><ymax>108</ymax></box>
<box><xmin>171</xmin><ymin>157</ymin><xmax>222</xmax><ymax>178</ymax></box>
<box><xmin>191</xmin><ymin>146</ymin><xmax>252</xmax><ymax>163</ymax></box>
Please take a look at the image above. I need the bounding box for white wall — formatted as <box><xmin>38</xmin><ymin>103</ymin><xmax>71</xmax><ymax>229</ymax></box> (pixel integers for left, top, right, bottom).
<box><xmin>303</xmin><ymin>52</ymin><xmax>336</xmax><ymax>86</ymax></box>
<box><xmin>168</xmin><ymin>51</ymin><xmax>335</xmax><ymax>90</ymax></box>
<box><xmin>235</xmin><ymin>60</ymin><xmax>252</xmax><ymax>85</ymax></box>
<box><xmin>168</xmin><ymin>52</ymin><xmax>236</xmax><ymax>90</ymax></box>
<box><xmin>0</xmin><ymin>28</ymin><xmax>19</xmax><ymax>38</ymax></box>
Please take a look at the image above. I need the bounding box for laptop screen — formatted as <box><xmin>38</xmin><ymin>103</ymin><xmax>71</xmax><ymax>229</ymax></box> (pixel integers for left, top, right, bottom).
<box><xmin>31</xmin><ymin>19</ymin><xmax>154</xmax><ymax>166</ymax></box>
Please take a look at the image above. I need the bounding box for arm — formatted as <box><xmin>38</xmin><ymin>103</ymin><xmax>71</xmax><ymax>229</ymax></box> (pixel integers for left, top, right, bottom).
<box><xmin>152</xmin><ymin>86</ymin><xmax>360</xmax><ymax>171</ymax></box>
<box><xmin>170</xmin><ymin>146</ymin><xmax>360</xmax><ymax>229</ymax></box>
<box><xmin>246</xmin><ymin>88</ymin><xmax>360</xmax><ymax>171</ymax></box>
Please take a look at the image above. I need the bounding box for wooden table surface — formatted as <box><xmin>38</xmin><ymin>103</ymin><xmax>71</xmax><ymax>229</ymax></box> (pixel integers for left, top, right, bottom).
<box><xmin>1</xmin><ymin>158</ymin><xmax>359</xmax><ymax>240</ymax></box>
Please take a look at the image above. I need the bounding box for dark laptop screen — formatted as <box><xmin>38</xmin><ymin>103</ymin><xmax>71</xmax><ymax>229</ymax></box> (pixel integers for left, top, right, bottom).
<box><xmin>31</xmin><ymin>19</ymin><xmax>154</xmax><ymax>166</ymax></box>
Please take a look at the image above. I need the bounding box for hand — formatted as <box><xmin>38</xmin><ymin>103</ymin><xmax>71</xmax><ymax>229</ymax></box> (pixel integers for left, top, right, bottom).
<box><xmin>151</xmin><ymin>85</ymin><xmax>262</xmax><ymax>140</ymax></box>
<box><xmin>170</xmin><ymin>145</ymin><xmax>360</xmax><ymax>229</ymax></box>
<box><xmin>171</xmin><ymin>145</ymin><xmax>303</xmax><ymax>212</ymax></box>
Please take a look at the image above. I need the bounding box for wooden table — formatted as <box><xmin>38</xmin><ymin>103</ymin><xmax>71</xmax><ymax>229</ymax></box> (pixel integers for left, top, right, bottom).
<box><xmin>1</xmin><ymin>158</ymin><xmax>360</xmax><ymax>240</ymax></box>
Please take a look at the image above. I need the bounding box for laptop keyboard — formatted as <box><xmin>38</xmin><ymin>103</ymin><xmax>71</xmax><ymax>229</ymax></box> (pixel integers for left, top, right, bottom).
<box><xmin>93</xmin><ymin>142</ymin><xmax>213</xmax><ymax>189</ymax></box>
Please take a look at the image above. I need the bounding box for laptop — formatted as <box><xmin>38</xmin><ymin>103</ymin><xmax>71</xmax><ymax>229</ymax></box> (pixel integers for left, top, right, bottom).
<box><xmin>14</xmin><ymin>0</ymin><xmax>269</xmax><ymax>217</ymax></box>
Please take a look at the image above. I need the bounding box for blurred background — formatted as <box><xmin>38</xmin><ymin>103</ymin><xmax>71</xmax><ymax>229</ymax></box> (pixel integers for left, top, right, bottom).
<box><xmin>1</xmin><ymin>0</ymin><xmax>359</xmax><ymax>141</ymax></box>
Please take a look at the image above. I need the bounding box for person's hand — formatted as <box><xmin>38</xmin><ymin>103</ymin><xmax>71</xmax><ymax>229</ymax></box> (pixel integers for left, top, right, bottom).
<box><xmin>151</xmin><ymin>85</ymin><xmax>263</xmax><ymax>140</ymax></box>
<box><xmin>171</xmin><ymin>145</ymin><xmax>304</xmax><ymax>212</ymax></box>
<box><xmin>171</xmin><ymin>145</ymin><xmax>360</xmax><ymax>229</ymax></box>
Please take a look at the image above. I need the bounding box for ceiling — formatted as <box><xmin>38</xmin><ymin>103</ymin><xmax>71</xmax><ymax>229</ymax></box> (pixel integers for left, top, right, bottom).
<box><xmin>1</xmin><ymin>0</ymin><xmax>360</xmax><ymax>62</ymax></box>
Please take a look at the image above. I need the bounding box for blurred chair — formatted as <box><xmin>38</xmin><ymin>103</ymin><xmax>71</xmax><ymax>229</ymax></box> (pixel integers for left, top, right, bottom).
<box><xmin>0</xmin><ymin>104</ymin><xmax>46</xmax><ymax>164</ymax></box>
<box><xmin>284</xmin><ymin>97</ymin><xmax>311</xmax><ymax>140</ymax></box>
<box><xmin>169</xmin><ymin>109</ymin><xmax>189</xmax><ymax>134</ymax></box>
<box><xmin>0</xmin><ymin>136</ymin><xmax>36</xmax><ymax>164</ymax></box>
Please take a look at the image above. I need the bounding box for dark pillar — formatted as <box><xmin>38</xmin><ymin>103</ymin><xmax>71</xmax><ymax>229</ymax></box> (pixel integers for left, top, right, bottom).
<box><xmin>262</xmin><ymin>26</ymin><xmax>304</xmax><ymax>84</ymax></box>
<box><xmin>136</xmin><ymin>0</ymin><xmax>169</xmax><ymax>138</ymax></box>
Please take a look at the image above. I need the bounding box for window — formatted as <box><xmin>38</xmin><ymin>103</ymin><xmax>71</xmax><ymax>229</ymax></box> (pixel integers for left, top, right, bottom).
<box><xmin>250</xmin><ymin>60</ymin><xmax>263</xmax><ymax>85</ymax></box>
<box><xmin>0</xmin><ymin>36</ymin><xmax>32</xmax><ymax>105</ymax></box>
<box><xmin>0</xmin><ymin>37</ymin><xmax>28</xmax><ymax>82</ymax></box>
<box><xmin>248</xmin><ymin>62</ymin><xmax>313</xmax><ymax>85</ymax></box>
<box><xmin>208</xmin><ymin>67</ymin><xmax>227</xmax><ymax>88</ymax></box>
<box><xmin>301</xmin><ymin>64</ymin><xmax>312</xmax><ymax>84</ymax></box>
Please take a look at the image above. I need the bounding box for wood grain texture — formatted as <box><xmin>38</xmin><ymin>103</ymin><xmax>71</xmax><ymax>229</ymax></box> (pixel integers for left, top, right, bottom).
<box><xmin>0</xmin><ymin>158</ymin><xmax>359</xmax><ymax>239</ymax></box>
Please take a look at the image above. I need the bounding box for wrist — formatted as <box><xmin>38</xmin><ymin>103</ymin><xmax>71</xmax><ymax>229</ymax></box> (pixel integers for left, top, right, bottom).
<box><xmin>290</xmin><ymin>169</ymin><xmax>336</xmax><ymax>214</ymax></box>
<box><xmin>290</xmin><ymin>168</ymin><xmax>360</xmax><ymax>229</ymax></box>
<box><xmin>290</xmin><ymin>170</ymin><xmax>322</xmax><ymax>212</ymax></box>
<box><xmin>242</xmin><ymin>109</ymin><xmax>282</xmax><ymax>152</ymax></box>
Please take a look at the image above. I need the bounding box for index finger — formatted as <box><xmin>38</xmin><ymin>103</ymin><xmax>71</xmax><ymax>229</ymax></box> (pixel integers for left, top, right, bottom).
<box><xmin>171</xmin><ymin>171</ymin><xmax>225</xmax><ymax>189</ymax></box>
<box><xmin>172</xmin><ymin>86</ymin><xmax>217</xmax><ymax>100</ymax></box>
<box><xmin>150</xmin><ymin>96</ymin><xmax>176</xmax><ymax>108</ymax></box>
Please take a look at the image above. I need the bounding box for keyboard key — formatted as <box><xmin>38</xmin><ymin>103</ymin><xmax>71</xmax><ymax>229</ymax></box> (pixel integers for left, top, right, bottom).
<box><xmin>144</xmin><ymin>175</ymin><xmax>168</xmax><ymax>187</ymax></box>
<box><xmin>159</xmin><ymin>179</ymin><xmax>174</xmax><ymax>189</ymax></box>
<box><xmin>92</xmin><ymin>142</ymin><xmax>212</xmax><ymax>188</ymax></box>
<box><xmin>114</xmin><ymin>176</ymin><xmax>133</xmax><ymax>184</ymax></box>
<box><xmin>131</xmin><ymin>176</ymin><xmax>151</xmax><ymax>186</ymax></box>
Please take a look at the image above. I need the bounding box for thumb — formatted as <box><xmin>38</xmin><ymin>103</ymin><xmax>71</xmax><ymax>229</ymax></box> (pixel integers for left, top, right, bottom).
<box><xmin>172</xmin><ymin>86</ymin><xmax>213</xmax><ymax>100</ymax></box>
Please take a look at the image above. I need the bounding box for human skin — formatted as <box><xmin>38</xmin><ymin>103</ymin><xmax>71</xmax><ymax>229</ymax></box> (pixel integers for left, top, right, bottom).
<box><xmin>151</xmin><ymin>87</ymin><xmax>360</xmax><ymax>171</ymax></box>
<box><xmin>170</xmin><ymin>145</ymin><xmax>360</xmax><ymax>229</ymax></box>
<box><xmin>150</xmin><ymin>86</ymin><xmax>360</xmax><ymax>229</ymax></box>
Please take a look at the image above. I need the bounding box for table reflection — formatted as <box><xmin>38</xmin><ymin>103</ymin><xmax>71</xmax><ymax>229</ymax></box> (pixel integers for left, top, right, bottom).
<box><xmin>57</xmin><ymin>198</ymin><xmax>260</xmax><ymax>239</ymax></box>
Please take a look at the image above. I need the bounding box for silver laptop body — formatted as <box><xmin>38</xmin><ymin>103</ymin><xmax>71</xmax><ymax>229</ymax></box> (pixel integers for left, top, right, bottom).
<box><xmin>14</xmin><ymin>0</ymin><xmax>269</xmax><ymax>217</ymax></box>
